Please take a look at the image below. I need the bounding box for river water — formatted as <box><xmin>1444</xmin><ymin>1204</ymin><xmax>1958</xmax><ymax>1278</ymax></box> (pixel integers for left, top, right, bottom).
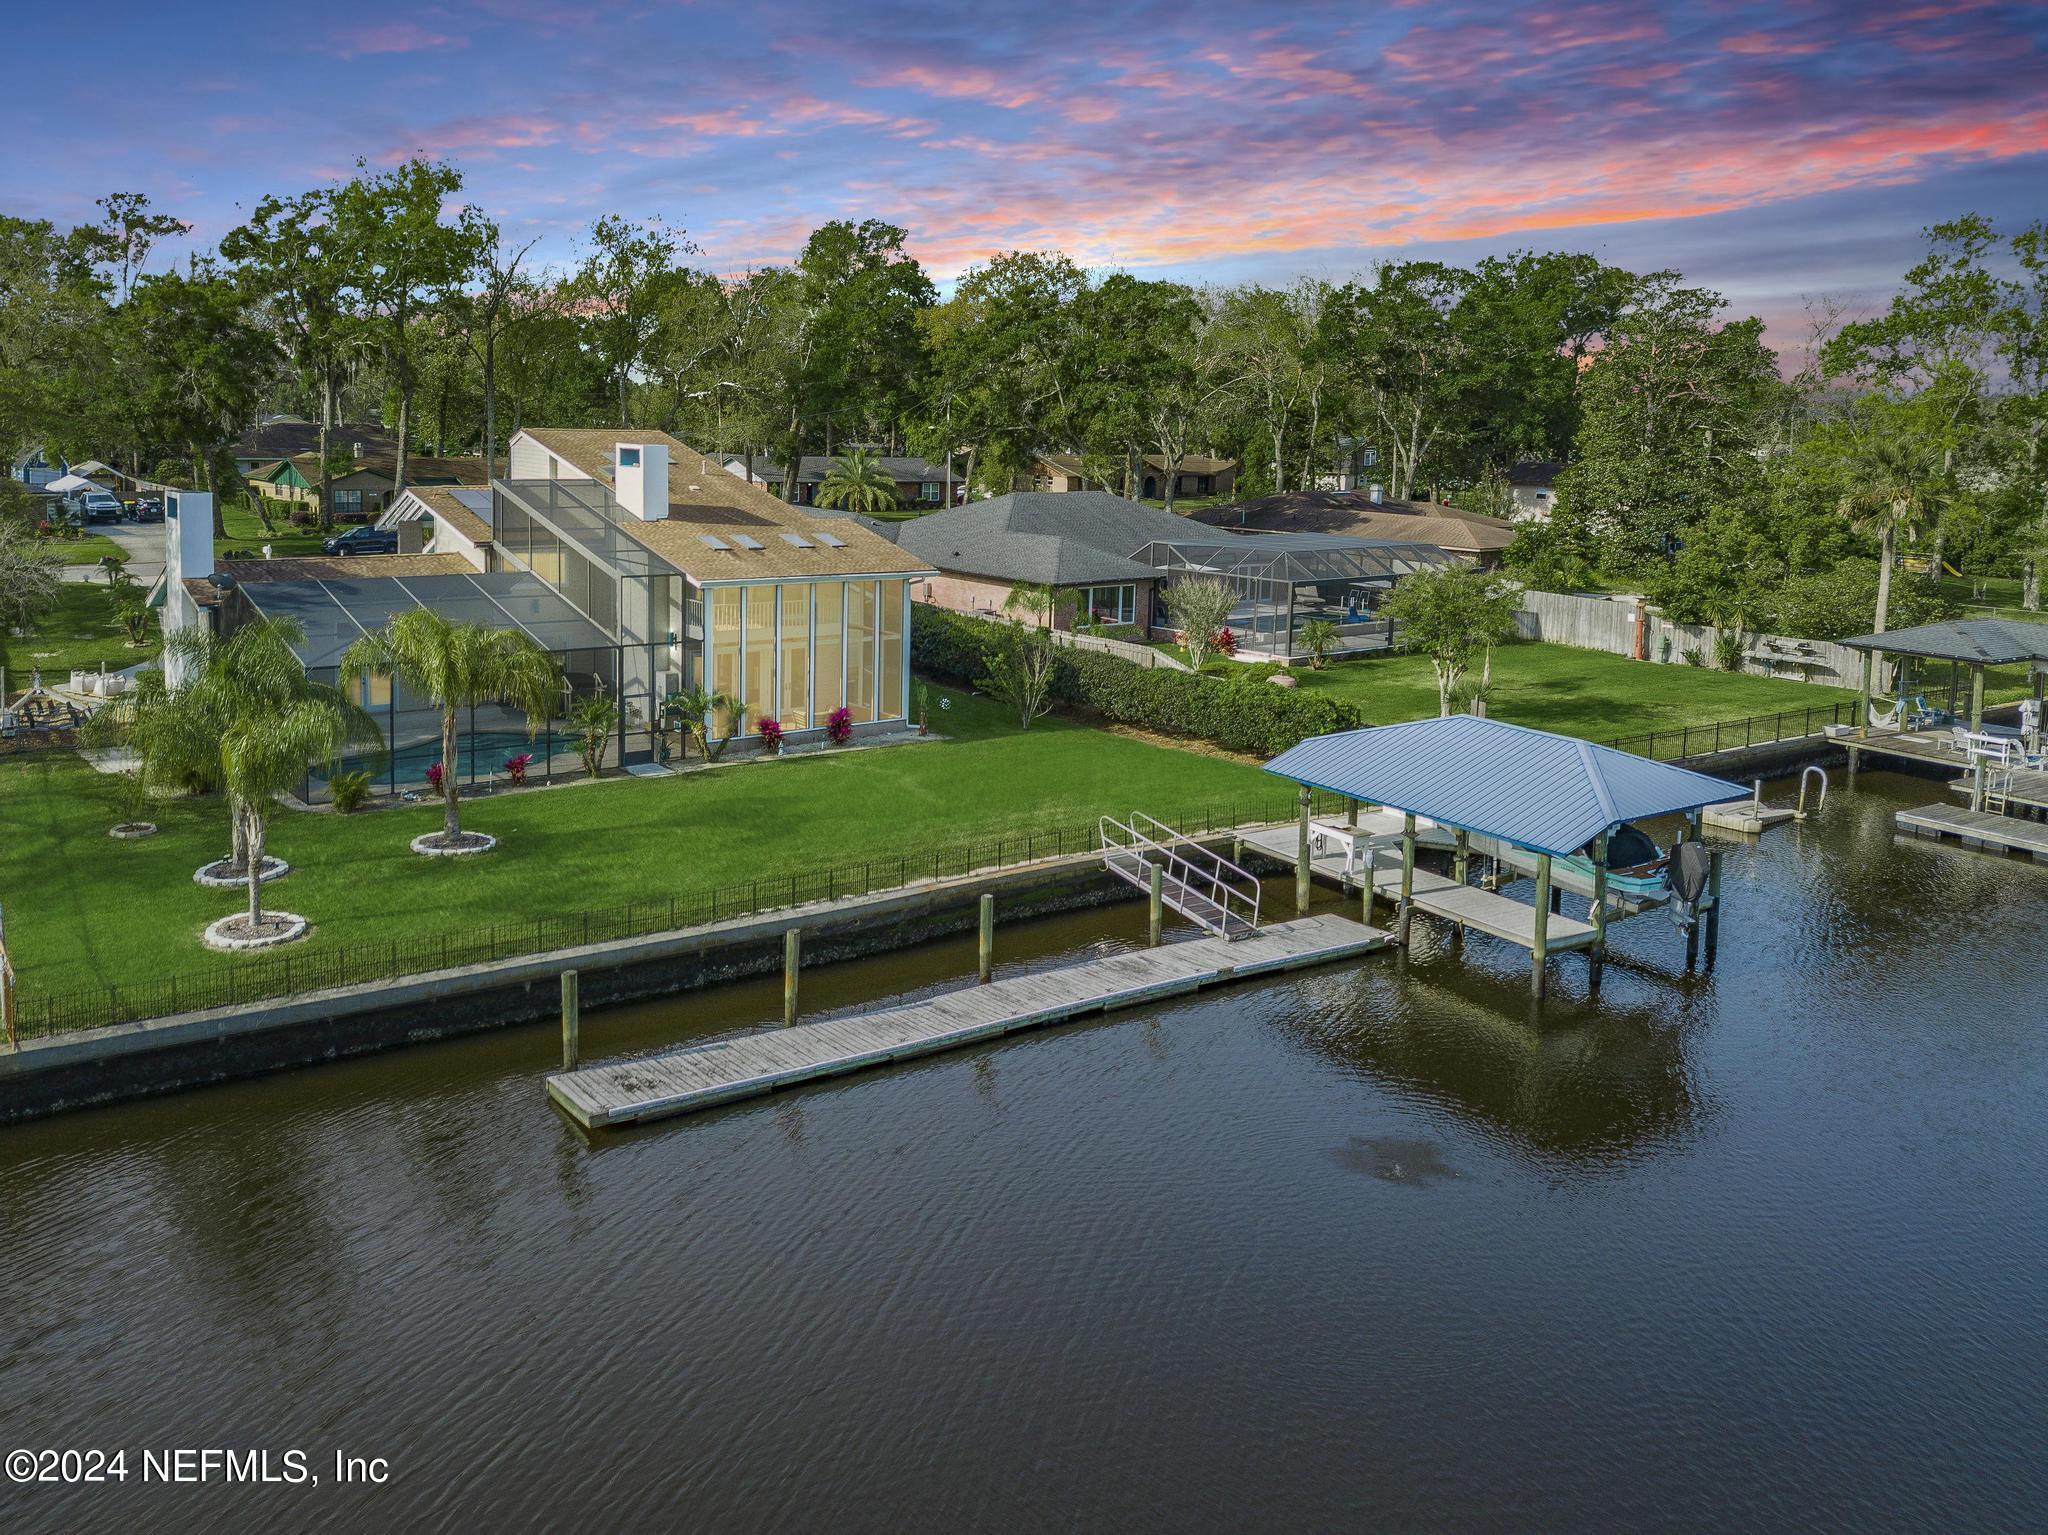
<box><xmin>2</xmin><ymin>770</ymin><xmax>2044</xmax><ymax>1532</ymax></box>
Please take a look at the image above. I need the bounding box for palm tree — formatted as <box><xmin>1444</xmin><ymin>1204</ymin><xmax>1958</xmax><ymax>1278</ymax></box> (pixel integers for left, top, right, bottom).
<box><xmin>667</xmin><ymin>683</ymin><xmax>745</xmax><ymax>760</ymax></box>
<box><xmin>114</xmin><ymin>618</ymin><xmax>377</xmax><ymax>934</ymax></box>
<box><xmin>1004</xmin><ymin>581</ymin><xmax>1056</xmax><ymax>628</ymax></box>
<box><xmin>814</xmin><ymin>448</ymin><xmax>900</xmax><ymax>516</ymax></box>
<box><xmin>1298</xmin><ymin>618</ymin><xmax>1340</xmax><ymax>670</ymax></box>
<box><xmin>338</xmin><ymin>609</ymin><xmax>560</xmax><ymax>851</ymax></box>
<box><xmin>1841</xmin><ymin>437</ymin><xmax>1945</xmax><ymax>695</ymax></box>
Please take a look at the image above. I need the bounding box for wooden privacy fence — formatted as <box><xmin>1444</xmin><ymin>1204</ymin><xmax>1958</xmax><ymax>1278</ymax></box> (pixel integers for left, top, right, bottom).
<box><xmin>1514</xmin><ymin>590</ymin><xmax>1865</xmax><ymax>688</ymax></box>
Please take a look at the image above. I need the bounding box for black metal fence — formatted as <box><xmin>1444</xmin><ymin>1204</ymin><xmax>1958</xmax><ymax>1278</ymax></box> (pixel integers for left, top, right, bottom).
<box><xmin>1603</xmin><ymin>700</ymin><xmax>1861</xmax><ymax>763</ymax></box>
<box><xmin>11</xmin><ymin>792</ymin><xmax>1341</xmax><ymax>1041</ymax></box>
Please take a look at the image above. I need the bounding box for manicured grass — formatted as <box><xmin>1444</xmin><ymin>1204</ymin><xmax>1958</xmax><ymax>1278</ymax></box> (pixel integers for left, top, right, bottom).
<box><xmin>2</xmin><ymin>582</ymin><xmax>157</xmax><ymax>678</ymax></box>
<box><xmin>0</xmin><ymin>686</ymin><xmax>1284</xmax><ymax>996</ymax></box>
<box><xmin>36</xmin><ymin>532</ymin><xmax>129</xmax><ymax>567</ymax></box>
<box><xmin>216</xmin><ymin>496</ymin><xmax>329</xmax><ymax>558</ymax></box>
<box><xmin>1289</xmin><ymin>641</ymin><xmax>1858</xmax><ymax>742</ymax></box>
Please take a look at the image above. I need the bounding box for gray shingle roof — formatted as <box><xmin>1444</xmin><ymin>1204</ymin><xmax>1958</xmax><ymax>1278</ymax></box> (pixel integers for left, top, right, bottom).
<box><xmin>733</xmin><ymin>452</ymin><xmax>954</xmax><ymax>485</ymax></box>
<box><xmin>1838</xmin><ymin>618</ymin><xmax>2048</xmax><ymax>666</ymax></box>
<box><xmin>882</xmin><ymin>491</ymin><xmax>1196</xmax><ymax>586</ymax></box>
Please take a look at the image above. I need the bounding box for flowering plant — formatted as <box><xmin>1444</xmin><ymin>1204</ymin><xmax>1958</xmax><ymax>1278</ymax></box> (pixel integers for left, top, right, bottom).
<box><xmin>758</xmin><ymin>717</ymin><xmax>784</xmax><ymax>752</ymax></box>
<box><xmin>825</xmin><ymin>705</ymin><xmax>853</xmax><ymax>746</ymax></box>
<box><xmin>424</xmin><ymin>762</ymin><xmax>444</xmax><ymax>792</ymax></box>
<box><xmin>504</xmin><ymin>752</ymin><xmax>533</xmax><ymax>786</ymax></box>
<box><xmin>1210</xmin><ymin>626</ymin><xmax>1238</xmax><ymax>658</ymax></box>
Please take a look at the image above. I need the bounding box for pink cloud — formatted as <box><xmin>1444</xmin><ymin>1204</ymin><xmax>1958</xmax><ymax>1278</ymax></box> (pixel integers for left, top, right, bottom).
<box><xmin>335</xmin><ymin>23</ymin><xmax>466</xmax><ymax>59</ymax></box>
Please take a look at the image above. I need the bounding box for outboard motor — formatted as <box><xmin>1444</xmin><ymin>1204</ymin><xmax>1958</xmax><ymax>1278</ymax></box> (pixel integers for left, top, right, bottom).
<box><xmin>1667</xmin><ymin>841</ymin><xmax>1712</xmax><ymax>932</ymax></box>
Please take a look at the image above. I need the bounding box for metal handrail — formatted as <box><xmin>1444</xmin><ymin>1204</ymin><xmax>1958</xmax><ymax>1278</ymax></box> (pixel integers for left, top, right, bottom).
<box><xmin>1099</xmin><ymin>813</ymin><xmax>1262</xmax><ymax>936</ymax></box>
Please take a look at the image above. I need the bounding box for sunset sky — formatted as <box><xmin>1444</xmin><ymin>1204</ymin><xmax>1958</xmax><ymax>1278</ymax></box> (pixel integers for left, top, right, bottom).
<box><xmin>7</xmin><ymin>0</ymin><xmax>2045</xmax><ymax>351</ymax></box>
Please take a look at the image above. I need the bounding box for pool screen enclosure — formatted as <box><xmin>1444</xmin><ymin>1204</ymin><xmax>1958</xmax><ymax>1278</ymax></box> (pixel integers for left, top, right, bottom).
<box><xmin>1133</xmin><ymin>533</ymin><xmax>1453</xmax><ymax>659</ymax></box>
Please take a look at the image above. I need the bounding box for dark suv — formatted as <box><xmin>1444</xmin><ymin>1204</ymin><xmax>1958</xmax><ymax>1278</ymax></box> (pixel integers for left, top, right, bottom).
<box><xmin>322</xmin><ymin>525</ymin><xmax>400</xmax><ymax>557</ymax></box>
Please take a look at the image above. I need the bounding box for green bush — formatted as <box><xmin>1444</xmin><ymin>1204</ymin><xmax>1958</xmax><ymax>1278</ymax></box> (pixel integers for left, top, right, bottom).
<box><xmin>329</xmin><ymin>770</ymin><xmax>374</xmax><ymax>813</ymax></box>
<box><xmin>913</xmin><ymin>606</ymin><xmax>1361</xmax><ymax>756</ymax></box>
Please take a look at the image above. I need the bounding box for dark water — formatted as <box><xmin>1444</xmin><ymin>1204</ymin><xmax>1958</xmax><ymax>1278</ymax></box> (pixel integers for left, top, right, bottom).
<box><xmin>3</xmin><ymin>771</ymin><xmax>2045</xmax><ymax>1532</ymax></box>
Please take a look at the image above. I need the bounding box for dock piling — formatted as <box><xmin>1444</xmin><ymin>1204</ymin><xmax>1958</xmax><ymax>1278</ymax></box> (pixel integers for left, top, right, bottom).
<box><xmin>978</xmin><ymin>893</ymin><xmax>995</xmax><ymax>984</ymax></box>
<box><xmin>1530</xmin><ymin>854</ymin><xmax>1552</xmax><ymax>999</ymax></box>
<box><xmin>1588</xmin><ymin>831</ymin><xmax>1609</xmax><ymax>993</ymax></box>
<box><xmin>1704</xmin><ymin>849</ymin><xmax>1724</xmax><ymax>968</ymax></box>
<box><xmin>560</xmin><ymin>969</ymin><xmax>580</xmax><ymax>1070</ymax></box>
<box><xmin>1397</xmin><ymin>813</ymin><xmax>1417</xmax><ymax>948</ymax></box>
<box><xmin>1147</xmin><ymin>862</ymin><xmax>1163</xmax><ymax>947</ymax></box>
<box><xmin>1296</xmin><ymin>787</ymin><xmax>1312</xmax><ymax>915</ymax></box>
<box><xmin>783</xmin><ymin>928</ymin><xmax>801</xmax><ymax>1025</ymax></box>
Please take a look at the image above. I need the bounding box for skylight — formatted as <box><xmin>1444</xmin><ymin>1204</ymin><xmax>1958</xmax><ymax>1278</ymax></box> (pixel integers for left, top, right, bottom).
<box><xmin>698</xmin><ymin>534</ymin><xmax>730</xmax><ymax>550</ymax></box>
<box><xmin>816</xmin><ymin>531</ymin><xmax>847</xmax><ymax>548</ymax></box>
<box><xmin>733</xmin><ymin>534</ymin><xmax>765</xmax><ymax>550</ymax></box>
<box><xmin>780</xmin><ymin>533</ymin><xmax>813</xmax><ymax>548</ymax></box>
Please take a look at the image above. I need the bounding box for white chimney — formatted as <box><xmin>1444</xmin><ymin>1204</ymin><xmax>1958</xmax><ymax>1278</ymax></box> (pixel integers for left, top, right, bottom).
<box><xmin>162</xmin><ymin>490</ymin><xmax>216</xmax><ymax>687</ymax></box>
<box><xmin>614</xmin><ymin>441</ymin><xmax>669</xmax><ymax>520</ymax></box>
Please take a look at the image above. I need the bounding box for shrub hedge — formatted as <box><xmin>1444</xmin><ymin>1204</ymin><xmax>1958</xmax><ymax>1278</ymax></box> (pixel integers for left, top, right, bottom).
<box><xmin>912</xmin><ymin>605</ymin><xmax>1362</xmax><ymax>757</ymax></box>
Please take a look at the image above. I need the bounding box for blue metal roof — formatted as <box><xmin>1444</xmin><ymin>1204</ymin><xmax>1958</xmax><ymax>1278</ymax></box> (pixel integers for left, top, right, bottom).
<box><xmin>1264</xmin><ymin>715</ymin><xmax>1749</xmax><ymax>858</ymax></box>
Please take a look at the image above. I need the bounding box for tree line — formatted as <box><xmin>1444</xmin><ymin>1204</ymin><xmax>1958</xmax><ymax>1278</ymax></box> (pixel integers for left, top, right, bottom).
<box><xmin>2</xmin><ymin>162</ymin><xmax>2043</xmax><ymax>626</ymax></box>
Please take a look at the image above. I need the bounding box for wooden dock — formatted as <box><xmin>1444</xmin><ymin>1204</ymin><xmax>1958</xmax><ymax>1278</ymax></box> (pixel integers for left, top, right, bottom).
<box><xmin>1897</xmin><ymin>803</ymin><xmax>2048</xmax><ymax>860</ymax></box>
<box><xmin>546</xmin><ymin>913</ymin><xmax>1389</xmax><ymax>1130</ymax></box>
<box><xmin>1370</xmin><ymin>866</ymin><xmax>1601</xmax><ymax>950</ymax></box>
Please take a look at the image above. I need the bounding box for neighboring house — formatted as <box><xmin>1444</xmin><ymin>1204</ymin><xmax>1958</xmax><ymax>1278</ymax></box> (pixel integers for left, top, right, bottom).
<box><xmin>1506</xmin><ymin>460</ymin><xmax>1564</xmax><ymax>522</ymax></box>
<box><xmin>1030</xmin><ymin>453</ymin><xmax>1238</xmax><ymax>501</ymax></box>
<box><xmin>231</xmin><ymin>417</ymin><xmax>399</xmax><ymax>477</ymax></box>
<box><xmin>248</xmin><ymin>452</ymin><xmax>487</xmax><ymax>521</ymax></box>
<box><xmin>1314</xmin><ymin>438</ymin><xmax>1379</xmax><ymax>493</ymax></box>
<box><xmin>866</xmin><ymin>489</ymin><xmax>1449</xmax><ymax>660</ymax></box>
<box><xmin>11</xmin><ymin>447</ymin><xmax>65</xmax><ymax>489</ymax></box>
<box><xmin>723</xmin><ymin>452</ymin><xmax>961</xmax><ymax>509</ymax></box>
<box><xmin>161</xmin><ymin>428</ymin><xmax>933</xmax><ymax>793</ymax></box>
<box><xmin>1190</xmin><ymin>490</ymin><xmax>1519</xmax><ymax>569</ymax></box>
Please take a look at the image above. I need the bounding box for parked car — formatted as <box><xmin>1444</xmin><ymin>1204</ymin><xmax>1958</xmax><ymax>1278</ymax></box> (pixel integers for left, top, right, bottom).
<box><xmin>134</xmin><ymin>498</ymin><xmax>164</xmax><ymax>523</ymax></box>
<box><xmin>321</xmin><ymin>525</ymin><xmax>399</xmax><ymax>556</ymax></box>
<box><xmin>79</xmin><ymin>491</ymin><xmax>124</xmax><ymax>524</ymax></box>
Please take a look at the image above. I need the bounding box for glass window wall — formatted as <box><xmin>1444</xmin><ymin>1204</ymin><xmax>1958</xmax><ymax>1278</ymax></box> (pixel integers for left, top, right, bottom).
<box><xmin>779</xmin><ymin>585</ymin><xmax>810</xmax><ymax>728</ymax></box>
<box><xmin>846</xmin><ymin>580</ymin><xmax>878</xmax><ymax>723</ymax></box>
<box><xmin>813</xmin><ymin>581</ymin><xmax>844</xmax><ymax>721</ymax></box>
<box><xmin>879</xmin><ymin>580</ymin><xmax>905</xmax><ymax>721</ymax></box>
<box><xmin>742</xmin><ymin>586</ymin><xmax>777</xmax><ymax>731</ymax></box>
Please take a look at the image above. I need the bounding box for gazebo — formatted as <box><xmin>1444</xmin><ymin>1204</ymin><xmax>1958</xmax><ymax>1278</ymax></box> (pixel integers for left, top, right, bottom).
<box><xmin>1839</xmin><ymin>618</ymin><xmax>2048</xmax><ymax>736</ymax></box>
<box><xmin>1265</xmin><ymin>716</ymin><xmax>1748</xmax><ymax>997</ymax></box>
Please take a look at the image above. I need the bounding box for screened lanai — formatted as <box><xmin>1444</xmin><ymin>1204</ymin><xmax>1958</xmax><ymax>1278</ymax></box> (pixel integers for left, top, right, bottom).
<box><xmin>240</xmin><ymin>569</ymin><xmax>626</xmax><ymax>800</ymax></box>
<box><xmin>1133</xmin><ymin>533</ymin><xmax>1452</xmax><ymax>659</ymax></box>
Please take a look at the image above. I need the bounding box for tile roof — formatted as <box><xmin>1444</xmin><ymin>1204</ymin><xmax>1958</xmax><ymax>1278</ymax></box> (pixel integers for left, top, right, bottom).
<box><xmin>516</xmin><ymin>427</ymin><xmax>932</xmax><ymax>582</ymax></box>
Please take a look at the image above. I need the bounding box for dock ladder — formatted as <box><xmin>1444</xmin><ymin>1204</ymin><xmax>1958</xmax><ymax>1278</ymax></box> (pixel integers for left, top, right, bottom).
<box><xmin>1099</xmin><ymin>812</ymin><xmax>1262</xmax><ymax>940</ymax></box>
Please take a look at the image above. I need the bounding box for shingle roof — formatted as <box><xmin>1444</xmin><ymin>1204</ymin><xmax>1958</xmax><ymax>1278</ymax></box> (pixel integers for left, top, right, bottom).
<box><xmin>881</xmin><ymin>491</ymin><xmax>1200</xmax><ymax>585</ymax></box>
<box><xmin>233</xmin><ymin>419</ymin><xmax>395</xmax><ymax>460</ymax></box>
<box><xmin>1189</xmin><ymin>491</ymin><xmax>1515</xmax><ymax>554</ymax></box>
<box><xmin>1837</xmin><ymin>618</ymin><xmax>2048</xmax><ymax>666</ymax></box>
<box><xmin>516</xmin><ymin>428</ymin><xmax>931</xmax><ymax>581</ymax></box>
<box><xmin>218</xmin><ymin>554</ymin><xmax>478</xmax><ymax>584</ymax></box>
<box><xmin>1506</xmin><ymin>460</ymin><xmax>1565</xmax><ymax>487</ymax></box>
<box><xmin>1266</xmin><ymin>716</ymin><xmax>1748</xmax><ymax>859</ymax></box>
<box><xmin>389</xmin><ymin>485</ymin><xmax>493</xmax><ymax>546</ymax></box>
<box><xmin>731</xmin><ymin>452</ymin><xmax>955</xmax><ymax>485</ymax></box>
<box><xmin>1039</xmin><ymin>451</ymin><xmax>1236</xmax><ymax>478</ymax></box>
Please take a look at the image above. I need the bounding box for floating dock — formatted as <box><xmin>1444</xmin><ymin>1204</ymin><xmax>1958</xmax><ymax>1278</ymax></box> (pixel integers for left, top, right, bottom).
<box><xmin>1897</xmin><ymin>803</ymin><xmax>2048</xmax><ymax>860</ymax></box>
<box><xmin>547</xmin><ymin>913</ymin><xmax>1388</xmax><ymax>1130</ymax></box>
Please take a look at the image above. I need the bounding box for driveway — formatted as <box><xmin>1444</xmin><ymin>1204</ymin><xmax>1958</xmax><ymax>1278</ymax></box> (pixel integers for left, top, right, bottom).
<box><xmin>59</xmin><ymin>518</ymin><xmax>167</xmax><ymax>586</ymax></box>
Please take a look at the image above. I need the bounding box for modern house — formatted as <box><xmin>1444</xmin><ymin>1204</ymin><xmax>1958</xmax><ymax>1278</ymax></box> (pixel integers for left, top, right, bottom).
<box><xmin>164</xmin><ymin>427</ymin><xmax>932</xmax><ymax>796</ymax></box>
<box><xmin>1030</xmin><ymin>453</ymin><xmax>1238</xmax><ymax>501</ymax></box>
<box><xmin>723</xmin><ymin>452</ymin><xmax>961</xmax><ymax>509</ymax></box>
<box><xmin>1506</xmin><ymin>461</ymin><xmax>1563</xmax><ymax>522</ymax></box>
<box><xmin>247</xmin><ymin>452</ymin><xmax>487</xmax><ymax>521</ymax></box>
<box><xmin>859</xmin><ymin>489</ymin><xmax>1448</xmax><ymax>661</ymax></box>
<box><xmin>231</xmin><ymin>417</ymin><xmax>398</xmax><ymax>478</ymax></box>
<box><xmin>1190</xmin><ymin>489</ymin><xmax>1519</xmax><ymax>569</ymax></box>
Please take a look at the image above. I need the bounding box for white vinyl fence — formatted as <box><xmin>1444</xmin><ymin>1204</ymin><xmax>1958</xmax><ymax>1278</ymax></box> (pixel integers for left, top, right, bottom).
<box><xmin>1513</xmin><ymin>590</ymin><xmax>1865</xmax><ymax>689</ymax></box>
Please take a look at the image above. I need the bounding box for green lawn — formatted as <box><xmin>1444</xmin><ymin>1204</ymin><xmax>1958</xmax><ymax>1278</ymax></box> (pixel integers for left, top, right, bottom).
<box><xmin>3</xmin><ymin>582</ymin><xmax>158</xmax><ymax>678</ymax></box>
<box><xmin>216</xmin><ymin>496</ymin><xmax>329</xmax><ymax>557</ymax></box>
<box><xmin>0</xmin><ymin>686</ymin><xmax>1284</xmax><ymax>997</ymax></box>
<box><xmin>37</xmin><ymin>532</ymin><xmax>129</xmax><ymax>567</ymax></box>
<box><xmin>1290</xmin><ymin>641</ymin><xmax>1858</xmax><ymax>742</ymax></box>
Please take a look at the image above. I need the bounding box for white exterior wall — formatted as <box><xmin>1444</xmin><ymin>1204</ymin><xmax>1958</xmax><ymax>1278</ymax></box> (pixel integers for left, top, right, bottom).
<box><xmin>161</xmin><ymin>490</ymin><xmax>215</xmax><ymax>686</ymax></box>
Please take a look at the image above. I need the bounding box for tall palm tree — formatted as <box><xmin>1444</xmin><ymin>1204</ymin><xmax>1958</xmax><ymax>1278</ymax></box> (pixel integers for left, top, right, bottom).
<box><xmin>813</xmin><ymin>448</ymin><xmax>900</xmax><ymax>516</ymax></box>
<box><xmin>1841</xmin><ymin>437</ymin><xmax>1947</xmax><ymax>699</ymax></box>
<box><xmin>339</xmin><ymin>609</ymin><xmax>560</xmax><ymax>850</ymax></box>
